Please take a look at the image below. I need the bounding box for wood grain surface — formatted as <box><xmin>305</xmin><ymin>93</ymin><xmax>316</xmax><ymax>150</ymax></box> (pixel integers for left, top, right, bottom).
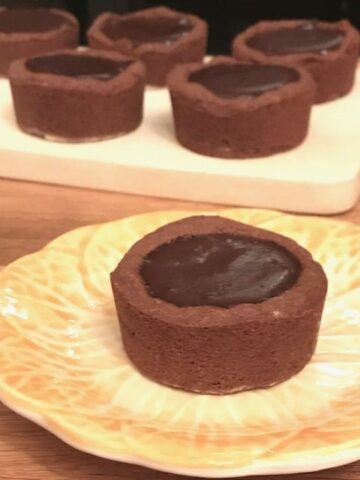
<box><xmin>0</xmin><ymin>178</ymin><xmax>359</xmax><ymax>480</ymax></box>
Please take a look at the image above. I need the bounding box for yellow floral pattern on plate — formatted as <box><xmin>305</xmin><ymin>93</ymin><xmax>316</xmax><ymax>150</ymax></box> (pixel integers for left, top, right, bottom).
<box><xmin>0</xmin><ymin>209</ymin><xmax>359</xmax><ymax>476</ymax></box>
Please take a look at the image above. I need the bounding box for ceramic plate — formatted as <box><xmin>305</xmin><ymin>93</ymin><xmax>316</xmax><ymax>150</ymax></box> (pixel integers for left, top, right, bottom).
<box><xmin>0</xmin><ymin>209</ymin><xmax>359</xmax><ymax>478</ymax></box>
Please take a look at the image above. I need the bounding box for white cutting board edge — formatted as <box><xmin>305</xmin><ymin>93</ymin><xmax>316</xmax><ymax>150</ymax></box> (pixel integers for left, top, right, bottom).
<box><xmin>0</xmin><ymin>68</ymin><xmax>359</xmax><ymax>215</ymax></box>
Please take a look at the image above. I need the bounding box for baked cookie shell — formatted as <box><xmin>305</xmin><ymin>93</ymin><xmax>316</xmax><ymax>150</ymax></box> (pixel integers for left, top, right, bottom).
<box><xmin>168</xmin><ymin>56</ymin><xmax>315</xmax><ymax>158</ymax></box>
<box><xmin>111</xmin><ymin>215</ymin><xmax>327</xmax><ymax>394</ymax></box>
<box><xmin>0</xmin><ymin>8</ymin><xmax>79</xmax><ymax>76</ymax></box>
<box><xmin>232</xmin><ymin>19</ymin><xmax>360</xmax><ymax>104</ymax></box>
<box><xmin>87</xmin><ymin>6</ymin><xmax>208</xmax><ymax>86</ymax></box>
<box><xmin>9</xmin><ymin>49</ymin><xmax>145</xmax><ymax>142</ymax></box>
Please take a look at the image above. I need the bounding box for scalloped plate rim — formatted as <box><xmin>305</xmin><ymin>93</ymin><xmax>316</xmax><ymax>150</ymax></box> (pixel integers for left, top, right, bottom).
<box><xmin>1</xmin><ymin>395</ymin><xmax>360</xmax><ymax>478</ymax></box>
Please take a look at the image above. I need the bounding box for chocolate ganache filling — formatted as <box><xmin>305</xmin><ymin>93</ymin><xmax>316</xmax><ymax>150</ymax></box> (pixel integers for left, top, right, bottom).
<box><xmin>26</xmin><ymin>54</ymin><xmax>132</xmax><ymax>81</ymax></box>
<box><xmin>247</xmin><ymin>21</ymin><xmax>345</xmax><ymax>55</ymax></box>
<box><xmin>189</xmin><ymin>64</ymin><xmax>299</xmax><ymax>99</ymax></box>
<box><xmin>141</xmin><ymin>234</ymin><xmax>301</xmax><ymax>308</ymax></box>
<box><xmin>0</xmin><ymin>8</ymin><xmax>71</xmax><ymax>33</ymax></box>
<box><xmin>103</xmin><ymin>16</ymin><xmax>193</xmax><ymax>46</ymax></box>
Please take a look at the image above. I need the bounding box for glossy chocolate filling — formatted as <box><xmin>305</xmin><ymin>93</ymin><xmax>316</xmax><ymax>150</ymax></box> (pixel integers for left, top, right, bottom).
<box><xmin>247</xmin><ymin>21</ymin><xmax>345</xmax><ymax>55</ymax></box>
<box><xmin>103</xmin><ymin>16</ymin><xmax>193</xmax><ymax>46</ymax></box>
<box><xmin>141</xmin><ymin>234</ymin><xmax>301</xmax><ymax>308</ymax></box>
<box><xmin>189</xmin><ymin>64</ymin><xmax>299</xmax><ymax>99</ymax></box>
<box><xmin>0</xmin><ymin>8</ymin><xmax>70</xmax><ymax>33</ymax></box>
<box><xmin>26</xmin><ymin>54</ymin><xmax>132</xmax><ymax>81</ymax></box>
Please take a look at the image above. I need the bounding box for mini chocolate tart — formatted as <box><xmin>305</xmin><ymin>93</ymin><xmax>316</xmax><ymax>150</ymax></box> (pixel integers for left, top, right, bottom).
<box><xmin>168</xmin><ymin>56</ymin><xmax>315</xmax><ymax>159</ymax></box>
<box><xmin>232</xmin><ymin>20</ymin><xmax>360</xmax><ymax>104</ymax></box>
<box><xmin>0</xmin><ymin>8</ymin><xmax>79</xmax><ymax>76</ymax></box>
<box><xmin>111</xmin><ymin>215</ymin><xmax>327</xmax><ymax>395</ymax></box>
<box><xmin>87</xmin><ymin>6</ymin><xmax>208</xmax><ymax>86</ymax></box>
<box><xmin>9</xmin><ymin>49</ymin><xmax>145</xmax><ymax>142</ymax></box>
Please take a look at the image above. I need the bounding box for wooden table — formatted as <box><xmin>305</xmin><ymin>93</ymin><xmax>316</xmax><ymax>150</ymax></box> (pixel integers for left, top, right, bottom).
<box><xmin>0</xmin><ymin>178</ymin><xmax>359</xmax><ymax>480</ymax></box>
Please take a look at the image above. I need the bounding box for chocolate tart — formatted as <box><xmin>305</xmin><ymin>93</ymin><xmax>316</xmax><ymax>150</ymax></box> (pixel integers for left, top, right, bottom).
<box><xmin>0</xmin><ymin>8</ymin><xmax>79</xmax><ymax>77</ymax></box>
<box><xmin>9</xmin><ymin>49</ymin><xmax>145</xmax><ymax>142</ymax></box>
<box><xmin>111</xmin><ymin>215</ymin><xmax>327</xmax><ymax>395</ymax></box>
<box><xmin>232</xmin><ymin>20</ymin><xmax>360</xmax><ymax>104</ymax></box>
<box><xmin>87</xmin><ymin>6</ymin><xmax>208</xmax><ymax>87</ymax></box>
<box><xmin>168</xmin><ymin>56</ymin><xmax>315</xmax><ymax>159</ymax></box>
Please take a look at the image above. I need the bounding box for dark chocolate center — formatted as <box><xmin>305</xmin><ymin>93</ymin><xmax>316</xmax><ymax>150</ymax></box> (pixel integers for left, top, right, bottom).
<box><xmin>26</xmin><ymin>54</ymin><xmax>132</xmax><ymax>81</ymax></box>
<box><xmin>103</xmin><ymin>16</ymin><xmax>193</xmax><ymax>46</ymax></box>
<box><xmin>247</xmin><ymin>22</ymin><xmax>345</xmax><ymax>55</ymax></box>
<box><xmin>189</xmin><ymin>64</ymin><xmax>299</xmax><ymax>99</ymax></box>
<box><xmin>141</xmin><ymin>234</ymin><xmax>301</xmax><ymax>308</ymax></box>
<box><xmin>0</xmin><ymin>8</ymin><xmax>70</xmax><ymax>33</ymax></box>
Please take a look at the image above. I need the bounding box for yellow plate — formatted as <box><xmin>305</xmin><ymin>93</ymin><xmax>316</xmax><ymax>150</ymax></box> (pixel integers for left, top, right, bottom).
<box><xmin>0</xmin><ymin>209</ymin><xmax>359</xmax><ymax>478</ymax></box>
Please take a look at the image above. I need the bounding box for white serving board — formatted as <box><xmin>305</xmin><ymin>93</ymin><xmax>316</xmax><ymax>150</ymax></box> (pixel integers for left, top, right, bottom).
<box><xmin>0</xmin><ymin>69</ymin><xmax>359</xmax><ymax>214</ymax></box>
